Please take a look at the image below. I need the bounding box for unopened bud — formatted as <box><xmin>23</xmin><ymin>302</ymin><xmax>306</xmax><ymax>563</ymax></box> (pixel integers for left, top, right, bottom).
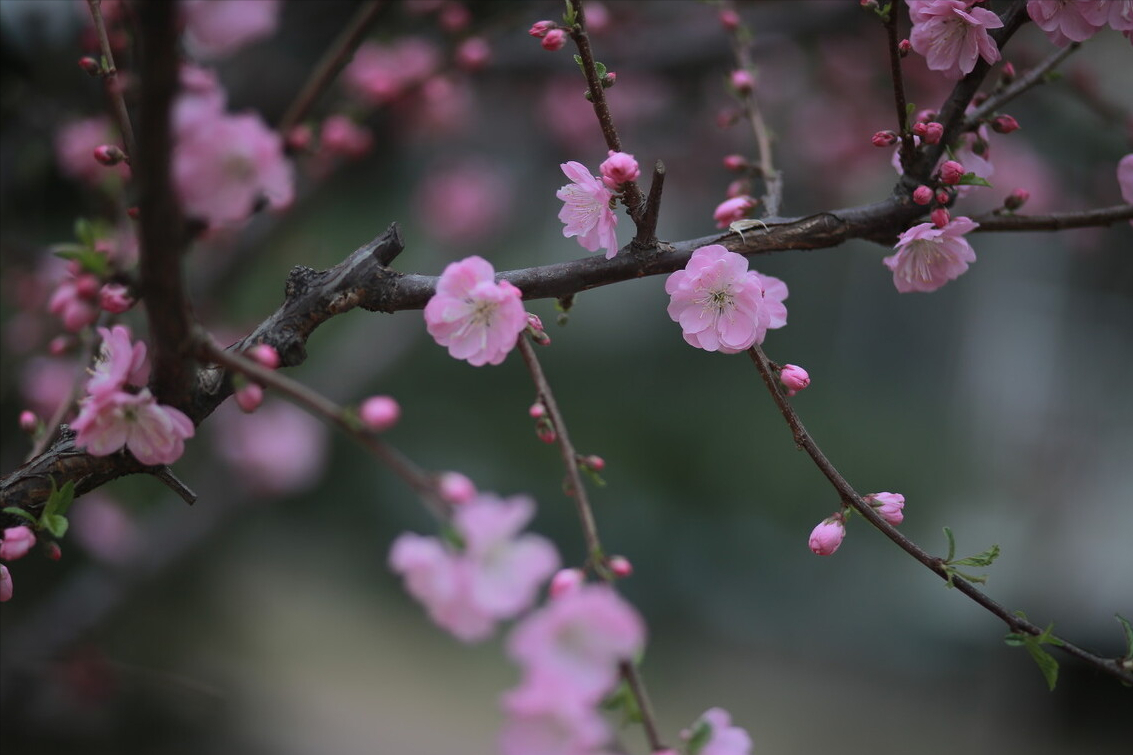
<box><xmin>93</xmin><ymin>144</ymin><xmax>126</xmax><ymax>166</ymax></box>
<box><xmin>536</xmin><ymin>417</ymin><xmax>557</xmax><ymax>444</ymax></box>
<box><xmin>808</xmin><ymin>513</ymin><xmax>846</xmax><ymax>556</ymax></box>
<box><xmin>48</xmin><ymin>335</ymin><xmax>75</xmax><ymax>356</ymax></box>
<box><xmin>99</xmin><ymin>283</ymin><xmax>134</xmax><ymax>314</ymax></box>
<box><xmin>922</xmin><ymin>121</ymin><xmax>944</xmax><ymax>144</ymax></box>
<box><xmin>579</xmin><ymin>454</ymin><xmax>605</xmax><ymax>472</ymax></box>
<box><xmin>898</xmin><ymin>38</ymin><xmax>912</xmax><ymax>56</ymax></box>
<box><xmin>1003</xmin><ymin>187</ymin><xmax>1030</xmax><ymax>211</ymax></box>
<box><xmin>1000</xmin><ymin>61</ymin><xmax>1016</xmax><ymax>83</ymax></box>
<box><xmin>779</xmin><ymin>364</ymin><xmax>810</xmax><ymax>396</ymax></box>
<box><xmin>930</xmin><ymin>207</ymin><xmax>950</xmax><ymax>228</ymax></box>
<box><xmin>541</xmin><ymin>28</ymin><xmax>567</xmax><ymax>51</ymax></box>
<box><xmin>248</xmin><ymin>343</ymin><xmax>280</xmax><ymax>370</ymax></box>
<box><xmin>19</xmin><ymin>411</ymin><xmax>38</xmax><ymax>433</ymax></box>
<box><xmin>871</xmin><ymin>130</ymin><xmax>898</xmax><ymax>147</ymax></box>
<box><xmin>549</xmin><ymin>568</ymin><xmax>585</xmax><ymax>598</ymax></box>
<box><xmin>235</xmin><ymin>382</ymin><xmax>264</xmax><ymax>413</ymax></box>
<box><xmin>602</xmin><ymin>71</ymin><xmax>616</xmax><ymax>88</ymax></box>
<box><xmin>719</xmin><ymin>9</ymin><xmax>741</xmax><ymax>31</ymax></box>
<box><xmin>935</xmin><ymin>190</ymin><xmax>952</xmax><ymax>206</ymax></box>
<box><xmin>866</xmin><ymin>492</ymin><xmax>905</xmax><ymax>525</ymax></box>
<box><xmin>438</xmin><ymin>471</ymin><xmax>476</xmax><ymax>504</ymax></box>
<box><xmin>529</xmin><ymin>402</ymin><xmax>547</xmax><ymax>419</ymax></box>
<box><xmin>912</xmin><ymin>185</ymin><xmax>933</xmax><ymax>205</ymax></box>
<box><xmin>286</xmin><ymin>124</ymin><xmax>313</xmax><ymax>152</ymax></box>
<box><xmin>78</xmin><ymin>56</ymin><xmax>101</xmax><ymax>76</ymax></box>
<box><xmin>44</xmin><ymin>541</ymin><xmax>63</xmax><ymax>561</ymax></box>
<box><xmin>940</xmin><ymin>160</ymin><xmax>964</xmax><ymax>185</ymax></box>
<box><xmin>608</xmin><ymin>555</ymin><xmax>633</xmax><ymax>578</ymax></box>
<box><xmin>730</xmin><ymin>69</ymin><xmax>755</xmax><ymax>94</ymax></box>
<box><xmin>991</xmin><ymin>114</ymin><xmax>1020</xmax><ymax>134</ymax></box>
<box><xmin>723</xmin><ymin>154</ymin><xmax>747</xmax><ymax>172</ymax></box>
<box><xmin>359</xmin><ymin>395</ymin><xmax>401</xmax><ymax>432</ymax></box>
<box><xmin>528</xmin><ymin>20</ymin><xmax>554</xmax><ymax>38</ymax></box>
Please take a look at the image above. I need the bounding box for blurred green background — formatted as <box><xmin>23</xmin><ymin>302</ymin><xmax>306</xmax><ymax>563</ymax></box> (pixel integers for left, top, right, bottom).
<box><xmin>1</xmin><ymin>1</ymin><xmax>1131</xmax><ymax>753</ymax></box>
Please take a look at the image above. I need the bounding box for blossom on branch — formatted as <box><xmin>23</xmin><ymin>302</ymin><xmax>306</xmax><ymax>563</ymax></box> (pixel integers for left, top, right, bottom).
<box><xmin>556</xmin><ymin>161</ymin><xmax>620</xmax><ymax>259</ymax></box>
<box><xmin>908</xmin><ymin>0</ymin><xmax>1003</xmax><ymax>80</ymax></box>
<box><xmin>1026</xmin><ymin>0</ymin><xmax>1105</xmax><ymax>46</ymax></box>
<box><xmin>86</xmin><ymin>325</ymin><xmax>149</xmax><ymax>398</ymax></box>
<box><xmin>665</xmin><ymin>245</ymin><xmax>788</xmax><ymax>353</ymax></box>
<box><xmin>808</xmin><ymin>514</ymin><xmax>846</xmax><ymax>556</ymax></box>
<box><xmin>424</xmin><ymin>256</ymin><xmax>527</xmax><ymax>366</ymax></box>
<box><xmin>72</xmin><ymin>388</ymin><xmax>195</xmax><ymax>466</ymax></box>
<box><xmin>682</xmin><ymin>707</ymin><xmax>753</xmax><ymax>755</ymax></box>
<box><xmin>883</xmin><ymin>216</ymin><xmax>979</xmax><ymax>293</ymax></box>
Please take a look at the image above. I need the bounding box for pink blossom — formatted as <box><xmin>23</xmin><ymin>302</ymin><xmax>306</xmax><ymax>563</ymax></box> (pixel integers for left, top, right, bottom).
<box><xmin>723</xmin><ymin>154</ymin><xmax>747</xmax><ymax>171</ymax></box>
<box><xmin>598</xmin><ymin>150</ymin><xmax>640</xmax><ymax>190</ymax></box>
<box><xmin>212</xmin><ymin>399</ymin><xmax>328</xmax><ymax>494</ymax></box>
<box><xmin>455</xmin><ymin>36</ymin><xmax>491</xmax><ymax>71</ymax></box>
<box><xmin>55</xmin><ymin>116</ymin><xmax>130</xmax><ymax>185</ymax></box>
<box><xmin>665</xmin><ymin>245</ymin><xmax>788</xmax><ymax>354</ymax></box>
<box><xmin>172</xmin><ymin>108</ymin><xmax>294</xmax><ymax>229</ymax></box>
<box><xmin>556</xmin><ymin>162</ymin><xmax>620</xmax><ymax>258</ymax></box>
<box><xmin>70</xmin><ymin>492</ymin><xmax>141</xmax><ymax>565</ymax></box>
<box><xmin>181</xmin><ymin>0</ymin><xmax>280</xmax><ymax>58</ymax></box>
<box><xmin>808</xmin><ymin>514</ymin><xmax>846</xmax><ymax>556</ymax></box>
<box><xmin>685</xmin><ymin>708</ymin><xmax>753</xmax><ymax>755</ymax></box>
<box><xmin>908</xmin><ymin>0</ymin><xmax>1003</xmax><ymax>80</ymax></box>
<box><xmin>499</xmin><ymin>681</ymin><xmax>612</xmax><ymax>755</ymax></box>
<box><xmin>1026</xmin><ymin>1</ymin><xmax>1104</xmax><ymax>46</ymax></box>
<box><xmin>883</xmin><ymin>216</ymin><xmax>979</xmax><ymax>293</ymax></box>
<box><xmin>319</xmin><ymin>115</ymin><xmax>373</xmax><ymax>158</ymax></box>
<box><xmin>424</xmin><ymin>256</ymin><xmax>527</xmax><ymax>366</ymax></box>
<box><xmin>991</xmin><ymin>114</ymin><xmax>1020</xmax><ymax>134</ymax></box>
<box><xmin>713</xmin><ymin>195</ymin><xmax>757</xmax><ymax>228</ymax></box>
<box><xmin>779</xmin><ymin>363</ymin><xmax>810</xmax><ymax>396</ymax></box>
<box><xmin>506</xmin><ymin>584</ymin><xmax>645</xmax><ymax>701</ymax></box>
<box><xmin>414</xmin><ymin>160</ymin><xmax>513</xmax><ymax>245</ymax></box>
<box><xmin>0</xmin><ymin>526</ymin><xmax>36</xmax><ymax>561</ymax></box>
<box><xmin>389</xmin><ymin>494</ymin><xmax>560</xmax><ymax>642</ymax></box>
<box><xmin>528</xmin><ymin>20</ymin><xmax>555</xmax><ymax>37</ymax></box>
<box><xmin>98</xmin><ymin>283</ymin><xmax>134</xmax><ymax>314</ymax></box>
<box><xmin>19</xmin><ymin>411</ymin><xmax>38</xmax><ymax>433</ymax></box>
<box><xmin>343</xmin><ymin>39</ymin><xmax>439</xmax><ymax>105</ymax></box>
<box><xmin>359</xmin><ymin>395</ymin><xmax>400</xmax><ymax>431</ymax></box>
<box><xmin>71</xmin><ymin>388</ymin><xmax>195</xmax><ymax>466</ymax></box>
<box><xmin>0</xmin><ymin>565</ymin><xmax>11</xmax><ymax>602</ymax></box>
<box><xmin>87</xmin><ymin>325</ymin><xmax>149</xmax><ymax>398</ymax></box>
<box><xmin>868</xmin><ymin>492</ymin><xmax>906</xmax><ymax>525</ymax></box>
<box><xmin>1081</xmin><ymin>0</ymin><xmax>1133</xmax><ymax>33</ymax></box>
<box><xmin>47</xmin><ymin>276</ymin><xmax>99</xmax><ymax>332</ymax></box>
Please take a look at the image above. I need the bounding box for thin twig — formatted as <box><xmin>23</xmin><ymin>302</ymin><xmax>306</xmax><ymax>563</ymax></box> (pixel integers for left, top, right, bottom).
<box><xmin>85</xmin><ymin>0</ymin><xmax>137</xmax><ymax>161</ymax></box>
<box><xmin>965</xmin><ymin>43</ymin><xmax>1080</xmax><ymax>127</ymax></box>
<box><xmin>745</xmin><ymin>344</ymin><xmax>1133</xmax><ymax>686</ymax></box>
<box><xmin>516</xmin><ymin>337</ymin><xmax>666</xmax><ymax>753</ymax></box>
<box><xmin>277</xmin><ymin>0</ymin><xmax>385</xmax><ymax>138</ymax></box>
<box><xmin>973</xmin><ymin>204</ymin><xmax>1133</xmax><ymax>231</ymax></box>
<box><xmin>26</xmin><ymin>331</ymin><xmax>99</xmax><ymax>462</ymax></box>
<box><xmin>882</xmin><ymin>5</ymin><xmax>916</xmax><ymax>171</ymax></box>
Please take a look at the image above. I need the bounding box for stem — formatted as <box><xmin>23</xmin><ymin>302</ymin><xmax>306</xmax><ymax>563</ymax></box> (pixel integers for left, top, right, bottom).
<box><xmin>631</xmin><ymin>160</ymin><xmax>666</xmax><ymax>251</ymax></box>
<box><xmin>965</xmin><ymin>43</ymin><xmax>1080</xmax><ymax>128</ymax></box>
<box><xmin>85</xmin><ymin>0</ymin><xmax>137</xmax><ymax>161</ymax></box>
<box><xmin>745</xmin><ymin>344</ymin><xmax>1133</xmax><ymax>685</ymax></box>
<box><xmin>277</xmin><ymin>0</ymin><xmax>385</xmax><ymax>138</ymax></box>
<box><xmin>973</xmin><ymin>204</ymin><xmax>1133</xmax><ymax>231</ymax></box>
<box><xmin>882</xmin><ymin>6</ymin><xmax>916</xmax><ymax>171</ymax></box>
<box><xmin>726</xmin><ymin>8</ymin><xmax>782</xmax><ymax>217</ymax></box>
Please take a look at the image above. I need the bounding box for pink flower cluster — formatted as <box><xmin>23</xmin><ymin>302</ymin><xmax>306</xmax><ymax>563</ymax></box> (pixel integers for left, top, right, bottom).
<box><xmin>389</xmin><ymin>493</ymin><xmax>560</xmax><ymax>643</ymax></box>
<box><xmin>343</xmin><ymin>38</ymin><xmax>440</xmax><ymax>105</ymax></box>
<box><xmin>1026</xmin><ymin>0</ymin><xmax>1133</xmax><ymax>46</ymax></box>
<box><xmin>884</xmin><ymin>216</ymin><xmax>979</xmax><ymax>293</ymax></box>
<box><xmin>424</xmin><ymin>256</ymin><xmax>527</xmax><ymax>366</ymax></box>
<box><xmin>908</xmin><ymin>0</ymin><xmax>1003</xmax><ymax>80</ymax></box>
<box><xmin>809</xmin><ymin>492</ymin><xmax>907</xmax><ymax>556</ymax></box>
<box><xmin>180</xmin><ymin>0</ymin><xmax>281</xmax><ymax>59</ymax></box>
<box><xmin>71</xmin><ymin>326</ymin><xmax>195</xmax><ymax>466</ymax></box>
<box><xmin>557</xmin><ymin>161</ymin><xmax>620</xmax><ymax>259</ymax></box>
<box><xmin>500</xmin><ymin>584</ymin><xmax>646</xmax><ymax>755</ymax></box>
<box><xmin>665</xmin><ymin>245</ymin><xmax>788</xmax><ymax>353</ymax></box>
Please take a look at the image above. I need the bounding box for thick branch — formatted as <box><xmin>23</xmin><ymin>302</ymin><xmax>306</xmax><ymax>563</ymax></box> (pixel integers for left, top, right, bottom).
<box><xmin>973</xmin><ymin>204</ymin><xmax>1133</xmax><ymax>231</ymax></box>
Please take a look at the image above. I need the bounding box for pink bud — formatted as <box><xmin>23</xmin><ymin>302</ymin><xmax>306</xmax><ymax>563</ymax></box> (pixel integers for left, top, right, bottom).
<box><xmin>602</xmin><ymin>71</ymin><xmax>616</xmax><ymax>87</ymax></box>
<box><xmin>0</xmin><ymin>565</ymin><xmax>11</xmax><ymax>603</ymax></box>
<box><xmin>808</xmin><ymin>514</ymin><xmax>846</xmax><ymax>556</ymax></box>
<box><xmin>723</xmin><ymin>154</ymin><xmax>747</xmax><ymax>172</ymax></box>
<box><xmin>93</xmin><ymin>144</ymin><xmax>126</xmax><ymax>166</ymax></box>
<box><xmin>730</xmin><ymin>69</ymin><xmax>755</xmax><ymax>94</ymax></box>
<box><xmin>898</xmin><ymin>38</ymin><xmax>912</xmax><ymax>56</ymax></box>
<box><xmin>871</xmin><ymin>130</ymin><xmax>898</xmax><ymax>147</ymax></box>
<box><xmin>78</xmin><ymin>57</ymin><xmax>101</xmax><ymax>75</ymax></box>
<box><xmin>235</xmin><ymin>383</ymin><xmax>264</xmax><ymax>413</ymax></box>
<box><xmin>1004</xmin><ymin>187</ymin><xmax>1030</xmax><ymax>211</ymax></box>
<box><xmin>779</xmin><ymin>364</ymin><xmax>810</xmax><ymax>396</ymax></box>
<box><xmin>455</xmin><ymin>37</ymin><xmax>491</xmax><ymax>71</ymax></box>
<box><xmin>940</xmin><ymin>160</ymin><xmax>964</xmax><ymax>185</ymax></box>
<box><xmin>75</xmin><ymin>274</ymin><xmax>101</xmax><ymax>299</ymax></box>
<box><xmin>915</xmin><ymin>108</ymin><xmax>937</xmax><ymax>124</ymax></box>
<box><xmin>536</xmin><ymin>418</ymin><xmax>557</xmax><ymax>444</ymax></box>
<box><xmin>438</xmin><ymin>471</ymin><xmax>476</xmax><ymax>504</ymax></box>
<box><xmin>1000</xmin><ymin>61</ymin><xmax>1016</xmax><ymax>82</ymax></box>
<box><xmin>922</xmin><ymin>122</ymin><xmax>944</xmax><ymax>144</ymax></box>
<box><xmin>930</xmin><ymin>207</ymin><xmax>950</xmax><ymax>228</ymax></box>
<box><xmin>98</xmin><ymin>283</ymin><xmax>134</xmax><ymax>314</ymax></box>
<box><xmin>248</xmin><ymin>343</ymin><xmax>280</xmax><ymax>370</ymax></box>
<box><xmin>991</xmin><ymin>114</ymin><xmax>1020</xmax><ymax>134</ymax></box>
<box><xmin>48</xmin><ymin>335</ymin><xmax>75</xmax><ymax>356</ymax></box>
<box><xmin>0</xmin><ymin>526</ymin><xmax>36</xmax><ymax>561</ymax></box>
<box><xmin>549</xmin><ymin>568</ymin><xmax>585</xmax><ymax>598</ymax></box>
<box><xmin>529</xmin><ymin>402</ymin><xmax>547</xmax><ymax>419</ymax></box>
<box><xmin>912</xmin><ymin>185</ymin><xmax>933</xmax><ymax>205</ymax></box>
<box><xmin>719</xmin><ymin>9</ymin><xmax>741</xmax><ymax>31</ymax></box>
<box><xmin>286</xmin><ymin>124</ymin><xmax>313</xmax><ymax>152</ymax></box>
<box><xmin>438</xmin><ymin>1</ymin><xmax>470</xmax><ymax>32</ymax></box>
<box><xmin>608</xmin><ymin>555</ymin><xmax>633</xmax><ymax>578</ymax></box>
<box><xmin>541</xmin><ymin>28</ymin><xmax>567</xmax><ymax>51</ymax></box>
<box><xmin>44</xmin><ymin>542</ymin><xmax>62</xmax><ymax>561</ymax></box>
<box><xmin>867</xmin><ymin>492</ymin><xmax>905</xmax><ymax>525</ymax></box>
<box><xmin>599</xmin><ymin>150</ymin><xmax>640</xmax><ymax>190</ymax></box>
<box><xmin>528</xmin><ymin>20</ymin><xmax>554</xmax><ymax>38</ymax></box>
<box><xmin>935</xmin><ymin>190</ymin><xmax>951</xmax><ymax>206</ymax></box>
<box><xmin>725</xmin><ymin>179</ymin><xmax>749</xmax><ymax>199</ymax></box>
<box><xmin>580</xmin><ymin>454</ymin><xmax>605</xmax><ymax>472</ymax></box>
<box><xmin>359</xmin><ymin>395</ymin><xmax>401</xmax><ymax>432</ymax></box>
<box><xmin>19</xmin><ymin>411</ymin><xmax>38</xmax><ymax>433</ymax></box>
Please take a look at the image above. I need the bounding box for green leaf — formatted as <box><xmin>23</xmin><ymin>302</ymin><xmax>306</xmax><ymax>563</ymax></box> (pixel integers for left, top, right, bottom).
<box><xmin>42</xmin><ymin>513</ymin><xmax>69</xmax><ymax>539</ymax></box>
<box><xmin>958</xmin><ymin>173</ymin><xmax>993</xmax><ymax>187</ymax></box>
<box><xmin>686</xmin><ymin>719</ymin><xmax>713</xmax><ymax>755</ymax></box>
<box><xmin>2</xmin><ymin>507</ymin><xmax>38</xmax><ymax>524</ymax></box>
<box><xmin>952</xmin><ymin>543</ymin><xmax>1000</xmax><ymax>568</ymax></box>
<box><xmin>75</xmin><ymin>217</ymin><xmax>97</xmax><ymax>248</ymax></box>
<box><xmin>41</xmin><ymin>480</ymin><xmax>76</xmax><ymax>520</ymax></box>
<box><xmin>1116</xmin><ymin>614</ymin><xmax>1133</xmax><ymax>661</ymax></box>
<box><xmin>562</xmin><ymin>0</ymin><xmax>576</xmax><ymax>26</ymax></box>
<box><xmin>52</xmin><ymin>246</ymin><xmax>110</xmax><ymax>276</ymax></box>
<box><xmin>905</xmin><ymin>101</ymin><xmax>916</xmax><ymax>130</ymax></box>
<box><xmin>943</xmin><ymin>526</ymin><xmax>956</xmax><ymax>562</ymax></box>
<box><xmin>1005</xmin><ymin>621</ymin><xmax>1062</xmax><ymax>691</ymax></box>
<box><xmin>594</xmin><ymin>61</ymin><xmax>606</xmax><ymax>79</ymax></box>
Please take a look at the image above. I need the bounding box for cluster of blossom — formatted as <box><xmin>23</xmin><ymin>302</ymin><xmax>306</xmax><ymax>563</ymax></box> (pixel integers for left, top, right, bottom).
<box><xmin>70</xmin><ymin>326</ymin><xmax>194</xmax><ymax>466</ymax></box>
<box><xmin>1025</xmin><ymin>0</ymin><xmax>1133</xmax><ymax>46</ymax></box>
<box><xmin>0</xmin><ymin>526</ymin><xmax>38</xmax><ymax>602</ymax></box>
<box><xmin>810</xmin><ymin>493</ymin><xmax>906</xmax><ymax>555</ymax></box>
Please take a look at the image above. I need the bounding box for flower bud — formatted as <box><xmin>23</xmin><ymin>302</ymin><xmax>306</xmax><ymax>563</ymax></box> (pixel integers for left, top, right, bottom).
<box><xmin>44</xmin><ymin>541</ymin><xmax>62</xmax><ymax>561</ymax></box>
<box><xmin>935</xmin><ymin>190</ymin><xmax>952</xmax><ymax>206</ymax></box>
<box><xmin>0</xmin><ymin>526</ymin><xmax>36</xmax><ymax>561</ymax></box>
<box><xmin>541</xmin><ymin>28</ymin><xmax>567</xmax><ymax>51</ymax></box>
<box><xmin>235</xmin><ymin>382</ymin><xmax>264</xmax><ymax>413</ymax></box>
<box><xmin>248</xmin><ymin>343</ymin><xmax>281</xmax><ymax>370</ymax></box>
<box><xmin>438</xmin><ymin>471</ymin><xmax>476</xmax><ymax>504</ymax></box>
<box><xmin>719</xmin><ymin>9</ymin><xmax>741</xmax><ymax>31</ymax></box>
<box><xmin>93</xmin><ymin>144</ymin><xmax>126</xmax><ymax>166</ymax></box>
<box><xmin>779</xmin><ymin>364</ymin><xmax>810</xmax><ymax>396</ymax></box>
<box><xmin>930</xmin><ymin>207</ymin><xmax>950</xmax><ymax>228</ymax></box>
<box><xmin>898</xmin><ymin>38</ymin><xmax>912</xmax><ymax>56</ymax></box>
<box><xmin>75</xmin><ymin>274</ymin><xmax>101</xmax><ymax>299</ymax></box>
<box><xmin>922</xmin><ymin>121</ymin><xmax>944</xmax><ymax>144</ymax></box>
<box><xmin>871</xmin><ymin>130</ymin><xmax>898</xmax><ymax>147</ymax></box>
<box><xmin>19</xmin><ymin>411</ymin><xmax>38</xmax><ymax>433</ymax></box>
<box><xmin>602</xmin><ymin>71</ymin><xmax>617</xmax><ymax>88</ymax></box>
<box><xmin>1004</xmin><ymin>187</ymin><xmax>1030</xmax><ymax>211</ymax></box>
<box><xmin>1000</xmin><ymin>61</ymin><xmax>1016</xmax><ymax>83</ymax></box>
<box><xmin>99</xmin><ymin>283</ymin><xmax>134</xmax><ymax>314</ymax></box>
<box><xmin>608</xmin><ymin>555</ymin><xmax>633</xmax><ymax>578</ymax></box>
<box><xmin>549</xmin><ymin>568</ymin><xmax>585</xmax><ymax>598</ymax></box>
<box><xmin>286</xmin><ymin>124</ymin><xmax>313</xmax><ymax>152</ymax></box>
<box><xmin>730</xmin><ymin>69</ymin><xmax>755</xmax><ymax>94</ymax></box>
<box><xmin>529</xmin><ymin>402</ymin><xmax>547</xmax><ymax>419</ymax></box>
<box><xmin>940</xmin><ymin>160</ymin><xmax>964</xmax><ymax>185</ymax></box>
<box><xmin>867</xmin><ymin>492</ymin><xmax>905</xmax><ymax>525</ymax></box>
<box><xmin>78</xmin><ymin>57</ymin><xmax>101</xmax><ymax>76</ymax></box>
<box><xmin>528</xmin><ymin>20</ymin><xmax>554</xmax><ymax>37</ymax></box>
<box><xmin>579</xmin><ymin>454</ymin><xmax>605</xmax><ymax>472</ymax></box>
<box><xmin>600</xmin><ymin>150</ymin><xmax>640</xmax><ymax>190</ymax></box>
<box><xmin>912</xmin><ymin>185</ymin><xmax>933</xmax><ymax>205</ymax></box>
<box><xmin>991</xmin><ymin>114</ymin><xmax>1020</xmax><ymax>134</ymax></box>
<box><xmin>808</xmin><ymin>514</ymin><xmax>846</xmax><ymax>556</ymax></box>
<box><xmin>359</xmin><ymin>395</ymin><xmax>401</xmax><ymax>432</ymax></box>
<box><xmin>723</xmin><ymin>154</ymin><xmax>747</xmax><ymax>172</ymax></box>
<box><xmin>536</xmin><ymin>417</ymin><xmax>557</xmax><ymax>444</ymax></box>
<box><xmin>48</xmin><ymin>335</ymin><xmax>76</xmax><ymax>356</ymax></box>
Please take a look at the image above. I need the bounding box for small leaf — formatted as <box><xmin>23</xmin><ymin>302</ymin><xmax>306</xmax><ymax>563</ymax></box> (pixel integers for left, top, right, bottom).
<box><xmin>562</xmin><ymin>0</ymin><xmax>576</xmax><ymax>26</ymax></box>
<box><xmin>943</xmin><ymin>526</ymin><xmax>956</xmax><ymax>562</ymax></box>
<box><xmin>1025</xmin><ymin>640</ymin><xmax>1060</xmax><ymax>691</ymax></box>
<box><xmin>594</xmin><ymin>61</ymin><xmax>606</xmax><ymax>79</ymax></box>
<box><xmin>2</xmin><ymin>507</ymin><xmax>38</xmax><ymax>524</ymax></box>
<box><xmin>958</xmin><ymin>173</ymin><xmax>993</xmax><ymax>187</ymax></box>
<box><xmin>41</xmin><ymin>480</ymin><xmax>76</xmax><ymax>520</ymax></box>
<box><xmin>1116</xmin><ymin>614</ymin><xmax>1133</xmax><ymax>660</ymax></box>
<box><xmin>952</xmin><ymin>543</ymin><xmax>1000</xmax><ymax>568</ymax></box>
<box><xmin>43</xmin><ymin>513</ymin><xmax>69</xmax><ymax>539</ymax></box>
<box><xmin>686</xmin><ymin>719</ymin><xmax>713</xmax><ymax>755</ymax></box>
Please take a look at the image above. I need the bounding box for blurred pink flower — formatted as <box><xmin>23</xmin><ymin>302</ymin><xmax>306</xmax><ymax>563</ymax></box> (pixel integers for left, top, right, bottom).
<box><xmin>55</xmin><ymin>116</ymin><xmax>130</xmax><ymax>185</ymax></box>
<box><xmin>0</xmin><ymin>565</ymin><xmax>11</xmax><ymax>602</ymax></box>
<box><xmin>359</xmin><ymin>395</ymin><xmax>400</xmax><ymax>432</ymax></box>
<box><xmin>556</xmin><ymin>161</ymin><xmax>619</xmax><ymax>258</ymax></box>
<box><xmin>181</xmin><ymin>0</ymin><xmax>280</xmax><ymax>59</ymax></box>
<box><xmin>499</xmin><ymin>681</ymin><xmax>611</xmax><ymax>755</ymax></box>
<box><xmin>713</xmin><ymin>195</ymin><xmax>757</xmax><ymax>228</ymax></box>
<box><xmin>413</xmin><ymin>160</ymin><xmax>512</xmax><ymax>245</ymax></box>
<box><xmin>424</xmin><ymin>256</ymin><xmax>526</xmax><ymax>366</ymax></box>
<box><xmin>20</xmin><ymin>357</ymin><xmax>75</xmax><ymax>419</ymax></box>
<box><xmin>1026</xmin><ymin>0</ymin><xmax>1104</xmax><ymax>46</ymax></box>
<box><xmin>908</xmin><ymin>0</ymin><xmax>1002</xmax><ymax>80</ymax></box>
<box><xmin>72</xmin><ymin>389</ymin><xmax>194</xmax><ymax>466</ymax></box>
<box><xmin>87</xmin><ymin>325</ymin><xmax>149</xmax><ymax>398</ymax></box>
<box><xmin>665</xmin><ymin>244</ymin><xmax>788</xmax><ymax>354</ymax></box>
<box><xmin>343</xmin><ymin>38</ymin><xmax>440</xmax><ymax>105</ymax></box>
<box><xmin>70</xmin><ymin>492</ymin><xmax>142</xmax><ymax>565</ymax></box>
<box><xmin>212</xmin><ymin>399</ymin><xmax>328</xmax><ymax>495</ymax></box>
<box><xmin>319</xmin><ymin>115</ymin><xmax>373</xmax><ymax>158</ymax></box>
<box><xmin>685</xmin><ymin>708</ymin><xmax>753</xmax><ymax>755</ymax></box>
<box><xmin>884</xmin><ymin>216</ymin><xmax>978</xmax><ymax>293</ymax></box>
<box><xmin>47</xmin><ymin>274</ymin><xmax>99</xmax><ymax>332</ymax></box>
<box><xmin>1119</xmin><ymin>153</ymin><xmax>1133</xmax><ymax>203</ymax></box>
